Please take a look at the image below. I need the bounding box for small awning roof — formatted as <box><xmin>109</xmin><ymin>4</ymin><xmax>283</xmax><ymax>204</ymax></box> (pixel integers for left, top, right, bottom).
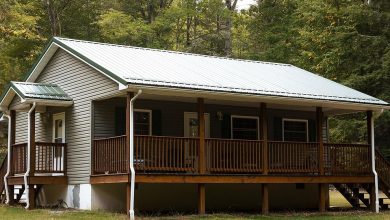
<box><xmin>11</xmin><ymin>81</ymin><xmax>72</xmax><ymax>101</ymax></box>
<box><xmin>0</xmin><ymin>82</ymin><xmax>73</xmax><ymax>111</ymax></box>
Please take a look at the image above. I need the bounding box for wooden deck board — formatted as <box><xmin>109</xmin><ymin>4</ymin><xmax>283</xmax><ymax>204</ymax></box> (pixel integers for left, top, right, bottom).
<box><xmin>90</xmin><ymin>173</ymin><xmax>374</xmax><ymax>184</ymax></box>
<box><xmin>7</xmin><ymin>176</ymin><xmax>68</xmax><ymax>185</ymax></box>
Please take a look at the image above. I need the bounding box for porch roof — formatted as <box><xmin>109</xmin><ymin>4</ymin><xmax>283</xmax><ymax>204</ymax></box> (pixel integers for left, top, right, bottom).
<box><xmin>0</xmin><ymin>81</ymin><xmax>73</xmax><ymax>111</ymax></box>
<box><xmin>10</xmin><ymin>81</ymin><xmax>72</xmax><ymax>101</ymax></box>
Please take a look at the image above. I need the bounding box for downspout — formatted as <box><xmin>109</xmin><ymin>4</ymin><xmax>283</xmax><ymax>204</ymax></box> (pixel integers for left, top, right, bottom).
<box><xmin>371</xmin><ymin>109</ymin><xmax>384</xmax><ymax>213</ymax></box>
<box><xmin>3</xmin><ymin>112</ymin><xmax>11</xmax><ymax>204</ymax></box>
<box><xmin>24</xmin><ymin>102</ymin><xmax>36</xmax><ymax>210</ymax></box>
<box><xmin>129</xmin><ymin>90</ymin><xmax>142</xmax><ymax>220</ymax></box>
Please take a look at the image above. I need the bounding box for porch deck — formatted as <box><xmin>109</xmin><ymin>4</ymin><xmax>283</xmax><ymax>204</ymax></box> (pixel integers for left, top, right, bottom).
<box><xmin>7</xmin><ymin>142</ymin><xmax>67</xmax><ymax>185</ymax></box>
<box><xmin>91</xmin><ymin>135</ymin><xmax>373</xmax><ymax>183</ymax></box>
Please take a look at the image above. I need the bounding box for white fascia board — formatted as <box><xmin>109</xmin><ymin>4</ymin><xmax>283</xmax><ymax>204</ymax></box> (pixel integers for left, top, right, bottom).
<box><xmin>23</xmin><ymin>99</ymin><xmax>74</xmax><ymax>107</ymax></box>
<box><xmin>128</xmin><ymin>84</ymin><xmax>389</xmax><ymax>112</ymax></box>
<box><xmin>25</xmin><ymin>41</ymin><xmax>127</xmax><ymax>92</ymax></box>
<box><xmin>26</xmin><ymin>43</ymin><xmax>59</xmax><ymax>82</ymax></box>
<box><xmin>0</xmin><ymin>88</ymin><xmax>16</xmax><ymax>109</ymax></box>
<box><xmin>53</xmin><ymin>42</ymin><xmax>127</xmax><ymax>88</ymax></box>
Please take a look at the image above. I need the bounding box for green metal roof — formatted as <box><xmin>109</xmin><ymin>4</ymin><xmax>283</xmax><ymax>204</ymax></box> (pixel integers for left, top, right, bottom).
<box><xmin>10</xmin><ymin>81</ymin><xmax>72</xmax><ymax>101</ymax></box>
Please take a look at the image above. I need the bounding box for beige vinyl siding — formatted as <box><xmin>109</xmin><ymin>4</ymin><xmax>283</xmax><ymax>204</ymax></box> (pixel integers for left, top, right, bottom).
<box><xmin>9</xmin><ymin>96</ymin><xmax>27</xmax><ymax>144</ymax></box>
<box><xmin>34</xmin><ymin>49</ymin><xmax>118</xmax><ymax>184</ymax></box>
<box><xmin>14</xmin><ymin>112</ymin><xmax>27</xmax><ymax>144</ymax></box>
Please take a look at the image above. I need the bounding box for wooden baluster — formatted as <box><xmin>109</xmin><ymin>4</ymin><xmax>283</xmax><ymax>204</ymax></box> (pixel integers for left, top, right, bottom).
<box><xmin>168</xmin><ymin>138</ymin><xmax>171</xmax><ymax>171</ymax></box>
<box><xmin>216</xmin><ymin>140</ymin><xmax>219</xmax><ymax>172</ymax></box>
<box><xmin>260</xmin><ymin>103</ymin><xmax>268</xmax><ymax>175</ymax></box>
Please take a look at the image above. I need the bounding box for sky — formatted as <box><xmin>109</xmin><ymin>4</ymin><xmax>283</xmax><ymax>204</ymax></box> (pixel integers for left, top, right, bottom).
<box><xmin>236</xmin><ymin>0</ymin><xmax>256</xmax><ymax>10</ymax></box>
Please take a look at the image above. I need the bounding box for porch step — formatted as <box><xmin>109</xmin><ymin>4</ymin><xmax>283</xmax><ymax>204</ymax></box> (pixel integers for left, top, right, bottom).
<box><xmin>334</xmin><ymin>183</ymin><xmax>390</xmax><ymax>210</ymax></box>
<box><xmin>15</xmin><ymin>185</ymin><xmax>25</xmax><ymax>203</ymax></box>
<box><xmin>334</xmin><ymin>183</ymin><xmax>360</xmax><ymax>208</ymax></box>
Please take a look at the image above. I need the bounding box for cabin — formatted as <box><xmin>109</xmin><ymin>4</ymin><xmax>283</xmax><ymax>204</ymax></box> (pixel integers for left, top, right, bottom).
<box><xmin>0</xmin><ymin>37</ymin><xmax>389</xmax><ymax>218</ymax></box>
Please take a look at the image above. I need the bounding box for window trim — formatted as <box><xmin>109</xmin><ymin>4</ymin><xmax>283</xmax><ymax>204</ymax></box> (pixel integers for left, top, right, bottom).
<box><xmin>282</xmin><ymin>118</ymin><xmax>309</xmax><ymax>142</ymax></box>
<box><xmin>134</xmin><ymin>109</ymin><xmax>152</xmax><ymax>136</ymax></box>
<box><xmin>230</xmin><ymin>115</ymin><xmax>260</xmax><ymax>140</ymax></box>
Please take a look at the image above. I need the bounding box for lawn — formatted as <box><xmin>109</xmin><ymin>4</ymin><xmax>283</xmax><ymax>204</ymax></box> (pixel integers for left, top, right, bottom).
<box><xmin>0</xmin><ymin>191</ymin><xmax>389</xmax><ymax>220</ymax></box>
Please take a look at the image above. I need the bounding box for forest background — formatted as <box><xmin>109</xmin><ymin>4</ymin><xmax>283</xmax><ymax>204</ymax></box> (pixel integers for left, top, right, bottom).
<box><xmin>0</xmin><ymin>0</ymin><xmax>389</xmax><ymax>157</ymax></box>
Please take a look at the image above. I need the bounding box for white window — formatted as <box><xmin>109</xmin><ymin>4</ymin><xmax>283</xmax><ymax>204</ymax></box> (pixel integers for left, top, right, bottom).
<box><xmin>134</xmin><ymin>109</ymin><xmax>152</xmax><ymax>135</ymax></box>
<box><xmin>282</xmin><ymin>119</ymin><xmax>308</xmax><ymax>142</ymax></box>
<box><xmin>231</xmin><ymin>116</ymin><xmax>259</xmax><ymax>140</ymax></box>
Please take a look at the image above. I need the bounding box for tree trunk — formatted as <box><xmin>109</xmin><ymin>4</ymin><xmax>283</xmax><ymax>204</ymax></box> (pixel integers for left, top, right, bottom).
<box><xmin>224</xmin><ymin>0</ymin><xmax>238</xmax><ymax>57</ymax></box>
<box><xmin>46</xmin><ymin>0</ymin><xmax>59</xmax><ymax>36</ymax></box>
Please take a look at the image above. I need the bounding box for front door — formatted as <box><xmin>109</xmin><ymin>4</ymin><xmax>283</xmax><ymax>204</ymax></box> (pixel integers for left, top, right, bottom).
<box><xmin>52</xmin><ymin>113</ymin><xmax>65</xmax><ymax>171</ymax></box>
<box><xmin>184</xmin><ymin>112</ymin><xmax>210</xmax><ymax>138</ymax></box>
<box><xmin>184</xmin><ymin>112</ymin><xmax>210</xmax><ymax>170</ymax></box>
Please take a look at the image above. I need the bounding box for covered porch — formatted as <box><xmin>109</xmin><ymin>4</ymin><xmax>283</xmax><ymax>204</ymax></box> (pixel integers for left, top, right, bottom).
<box><xmin>0</xmin><ymin>82</ymin><xmax>71</xmax><ymax>207</ymax></box>
<box><xmin>89</xmin><ymin>91</ymin><xmax>382</xmax><ymax>214</ymax></box>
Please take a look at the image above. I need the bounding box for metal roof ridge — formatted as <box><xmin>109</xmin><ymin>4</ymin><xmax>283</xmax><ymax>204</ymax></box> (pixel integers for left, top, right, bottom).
<box><xmin>54</xmin><ymin>37</ymin><xmax>292</xmax><ymax>67</ymax></box>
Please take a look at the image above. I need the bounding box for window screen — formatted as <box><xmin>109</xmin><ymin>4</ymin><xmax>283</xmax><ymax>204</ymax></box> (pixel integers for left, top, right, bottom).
<box><xmin>134</xmin><ymin>111</ymin><xmax>151</xmax><ymax>135</ymax></box>
<box><xmin>283</xmin><ymin>120</ymin><xmax>308</xmax><ymax>142</ymax></box>
<box><xmin>231</xmin><ymin>117</ymin><xmax>258</xmax><ymax>140</ymax></box>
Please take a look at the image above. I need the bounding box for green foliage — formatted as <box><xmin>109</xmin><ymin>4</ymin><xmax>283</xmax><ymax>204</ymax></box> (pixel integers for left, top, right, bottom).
<box><xmin>0</xmin><ymin>0</ymin><xmax>389</xmax><ymax>156</ymax></box>
<box><xmin>97</xmin><ymin>9</ymin><xmax>154</xmax><ymax>47</ymax></box>
<box><xmin>0</xmin><ymin>0</ymin><xmax>45</xmax><ymax>92</ymax></box>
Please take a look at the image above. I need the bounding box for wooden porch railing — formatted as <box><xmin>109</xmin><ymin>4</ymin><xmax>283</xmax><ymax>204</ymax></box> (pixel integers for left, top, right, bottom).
<box><xmin>35</xmin><ymin>142</ymin><xmax>67</xmax><ymax>174</ymax></box>
<box><xmin>91</xmin><ymin>135</ymin><xmax>374</xmax><ymax>176</ymax></box>
<box><xmin>12</xmin><ymin>143</ymin><xmax>27</xmax><ymax>174</ymax></box>
<box><xmin>324</xmin><ymin>143</ymin><xmax>371</xmax><ymax>175</ymax></box>
<box><xmin>206</xmin><ymin>138</ymin><xmax>263</xmax><ymax>173</ymax></box>
<box><xmin>11</xmin><ymin>142</ymin><xmax>67</xmax><ymax>175</ymax></box>
<box><xmin>134</xmin><ymin>135</ymin><xmax>199</xmax><ymax>173</ymax></box>
<box><xmin>268</xmin><ymin>141</ymin><xmax>319</xmax><ymax>173</ymax></box>
<box><xmin>92</xmin><ymin>135</ymin><xmax>127</xmax><ymax>174</ymax></box>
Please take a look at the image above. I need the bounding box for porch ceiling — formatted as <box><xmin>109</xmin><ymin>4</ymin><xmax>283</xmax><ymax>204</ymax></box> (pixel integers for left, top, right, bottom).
<box><xmin>99</xmin><ymin>91</ymin><xmax>367</xmax><ymax>116</ymax></box>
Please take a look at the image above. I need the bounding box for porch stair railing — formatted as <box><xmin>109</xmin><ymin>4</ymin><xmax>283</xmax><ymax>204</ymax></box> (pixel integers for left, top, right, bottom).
<box><xmin>0</xmin><ymin>155</ymin><xmax>7</xmax><ymax>203</ymax></box>
<box><xmin>376</xmin><ymin>150</ymin><xmax>390</xmax><ymax>197</ymax></box>
<box><xmin>333</xmin><ymin>150</ymin><xmax>390</xmax><ymax>210</ymax></box>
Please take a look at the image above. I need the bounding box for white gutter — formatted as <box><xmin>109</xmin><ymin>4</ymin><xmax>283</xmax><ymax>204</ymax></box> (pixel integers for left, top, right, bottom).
<box><xmin>129</xmin><ymin>90</ymin><xmax>142</xmax><ymax>220</ymax></box>
<box><xmin>24</xmin><ymin>102</ymin><xmax>36</xmax><ymax>209</ymax></box>
<box><xmin>371</xmin><ymin>109</ymin><xmax>383</xmax><ymax>213</ymax></box>
<box><xmin>2</xmin><ymin>112</ymin><xmax>11</xmax><ymax>204</ymax></box>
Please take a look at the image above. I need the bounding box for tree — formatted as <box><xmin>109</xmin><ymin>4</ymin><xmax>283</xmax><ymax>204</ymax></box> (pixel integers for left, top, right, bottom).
<box><xmin>0</xmin><ymin>0</ymin><xmax>45</xmax><ymax>91</ymax></box>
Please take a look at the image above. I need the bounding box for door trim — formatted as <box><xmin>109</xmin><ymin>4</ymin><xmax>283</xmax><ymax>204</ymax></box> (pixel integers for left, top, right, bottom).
<box><xmin>52</xmin><ymin>112</ymin><xmax>66</xmax><ymax>143</ymax></box>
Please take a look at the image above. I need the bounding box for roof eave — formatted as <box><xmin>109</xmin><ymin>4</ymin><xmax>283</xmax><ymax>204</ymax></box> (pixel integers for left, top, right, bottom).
<box><xmin>22</xmin><ymin>99</ymin><xmax>74</xmax><ymax>107</ymax></box>
<box><xmin>128</xmin><ymin>83</ymin><xmax>389</xmax><ymax>112</ymax></box>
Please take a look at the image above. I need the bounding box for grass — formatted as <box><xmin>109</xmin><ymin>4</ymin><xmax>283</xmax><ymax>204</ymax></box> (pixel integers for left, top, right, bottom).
<box><xmin>1</xmin><ymin>205</ymin><xmax>390</xmax><ymax>220</ymax></box>
<box><xmin>0</xmin><ymin>191</ymin><xmax>389</xmax><ymax>219</ymax></box>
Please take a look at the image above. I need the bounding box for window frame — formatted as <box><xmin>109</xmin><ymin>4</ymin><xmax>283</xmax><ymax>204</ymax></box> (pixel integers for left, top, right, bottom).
<box><xmin>134</xmin><ymin>109</ymin><xmax>152</xmax><ymax>136</ymax></box>
<box><xmin>282</xmin><ymin>118</ymin><xmax>309</xmax><ymax>142</ymax></box>
<box><xmin>230</xmin><ymin>115</ymin><xmax>260</xmax><ymax>140</ymax></box>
